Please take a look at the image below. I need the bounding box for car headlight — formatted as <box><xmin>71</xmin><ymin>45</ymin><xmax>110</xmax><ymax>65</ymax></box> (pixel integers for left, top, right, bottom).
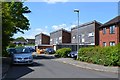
<box><xmin>75</xmin><ymin>54</ymin><xmax>77</xmax><ymax>56</ymax></box>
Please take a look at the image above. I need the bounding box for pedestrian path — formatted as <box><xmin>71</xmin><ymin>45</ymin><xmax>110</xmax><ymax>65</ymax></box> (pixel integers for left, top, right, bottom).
<box><xmin>53</xmin><ymin>58</ymin><xmax>119</xmax><ymax>73</ymax></box>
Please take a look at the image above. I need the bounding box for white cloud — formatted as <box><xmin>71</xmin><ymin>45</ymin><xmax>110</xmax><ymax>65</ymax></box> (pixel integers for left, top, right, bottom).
<box><xmin>70</xmin><ymin>24</ymin><xmax>76</xmax><ymax>28</ymax></box>
<box><xmin>35</xmin><ymin>28</ymin><xmax>50</xmax><ymax>35</ymax></box>
<box><xmin>13</xmin><ymin>30</ymin><xmax>36</xmax><ymax>39</ymax></box>
<box><xmin>51</xmin><ymin>21</ymin><xmax>84</xmax><ymax>32</ymax></box>
<box><xmin>13</xmin><ymin>26</ymin><xmax>50</xmax><ymax>39</ymax></box>
<box><xmin>43</xmin><ymin>0</ymin><xmax>68</xmax><ymax>4</ymax></box>
<box><xmin>45</xmin><ymin>26</ymin><xmax>48</xmax><ymax>29</ymax></box>
<box><xmin>52</xmin><ymin>24</ymin><xmax>71</xmax><ymax>31</ymax></box>
<box><xmin>13</xmin><ymin>22</ymin><xmax>82</xmax><ymax>39</ymax></box>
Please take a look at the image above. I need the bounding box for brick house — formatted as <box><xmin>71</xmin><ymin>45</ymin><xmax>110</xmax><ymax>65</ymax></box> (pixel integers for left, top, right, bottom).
<box><xmin>35</xmin><ymin>33</ymin><xmax>50</xmax><ymax>46</ymax></box>
<box><xmin>26</xmin><ymin>39</ymin><xmax>35</xmax><ymax>44</ymax></box>
<box><xmin>71</xmin><ymin>20</ymin><xmax>102</xmax><ymax>46</ymax></box>
<box><xmin>13</xmin><ymin>39</ymin><xmax>27</xmax><ymax>46</ymax></box>
<box><xmin>50</xmin><ymin>28</ymin><xmax>71</xmax><ymax>45</ymax></box>
<box><xmin>99</xmin><ymin>16</ymin><xmax>120</xmax><ymax>47</ymax></box>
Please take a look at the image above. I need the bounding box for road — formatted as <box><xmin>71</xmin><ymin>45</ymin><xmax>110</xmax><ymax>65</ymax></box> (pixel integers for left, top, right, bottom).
<box><xmin>4</xmin><ymin>55</ymin><xmax>118</xmax><ymax>79</ymax></box>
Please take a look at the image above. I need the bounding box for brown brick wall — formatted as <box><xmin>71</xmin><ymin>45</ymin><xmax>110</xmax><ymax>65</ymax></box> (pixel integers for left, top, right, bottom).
<box><xmin>95</xmin><ymin>22</ymin><xmax>101</xmax><ymax>46</ymax></box>
<box><xmin>50</xmin><ymin>29</ymin><xmax>71</xmax><ymax>45</ymax></box>
<box><xmin>62</xmin><ymin>31</ymin><xmax>71</xmax><ymax>43</ymax></box>
<box><xmin>71</xmin><ymin>21</ymin><xmax>101</xmax><ymax>45</ymax></box>
<box><xmin>99</xmin><ymin>25</ymin><xmax>120</xmax><ymax>47</ymax></box>
<box><xmin>42</xmin><ymin>34</ymin><xmax>50</xmax><ymax>45</ymax></box>
<box><xmin>116</xmin><ymin>24</ymin><xmax>120</xmax><ymax>43</ymax></box>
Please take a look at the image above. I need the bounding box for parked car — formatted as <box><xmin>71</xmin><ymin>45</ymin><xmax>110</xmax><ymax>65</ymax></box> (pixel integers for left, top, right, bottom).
<box><xmin>68</xmin><ymin>51</ymin><xmax>77</xmax><ymax>58</ymax></box>
<box><xmin>6</xmin><ymin>48</ymin><xmax>16</xmax><ymax>57</ymax></box>
<box><xmin>44</xmin><ymin>48</ymin><xmax>55</xmax><ymax>54</ymax></box>
<box><xmin>36</xmin><ymin>48</ymin><xmax>45</xmax><ymax>54</ymax></box>
<box><xmin>29</xmin><ymin>47</ymin><xmax>35</xmax><ymax>52</ymax></box>
<box><xmin>24</xmin><ymin>46</ymin><xmax>35</xmax><ymax>52</ymax></box>
<box><xmin>12</xmin><ymin>47</ymin><xmax>33</xmax><ymax>65</ymax></box>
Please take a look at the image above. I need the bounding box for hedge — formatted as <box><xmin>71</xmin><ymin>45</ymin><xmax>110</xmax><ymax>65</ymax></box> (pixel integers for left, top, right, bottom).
<box><xmin>78</xmin><ymin>44</ymin><xmax>120</xmax><ymax>66</ymax></box>
<box><xmin>55</xmin><ymin>48</ymin><xmax>71</xmax><ymax>58</ymax></box>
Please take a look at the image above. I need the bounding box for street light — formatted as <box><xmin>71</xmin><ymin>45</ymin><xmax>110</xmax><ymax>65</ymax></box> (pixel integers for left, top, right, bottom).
<box><xmin>74</xmin><ymin>9</ymin><xmax>79</xmax><ymax>59</ymax></box>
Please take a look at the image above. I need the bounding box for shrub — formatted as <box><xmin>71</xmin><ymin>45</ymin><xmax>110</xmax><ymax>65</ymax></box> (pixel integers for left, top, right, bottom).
<box><xmin>55</xmin><ymin>48</ymin><xmax>71</xmax><ymax>58</ymax></box>
<box><xmin>8</xmin><ymin>43</ymin><xmax>16</xmax><ymax>48</ymax></box>
<box><xmin>78</xmin><ymin>44</ymin><xmax>120</xmax><ymax>66</ymax></box>
<box><xmin>2</xmin><ymin>50</ymin><xmax>9</xmax><ymax>57</ymax></box>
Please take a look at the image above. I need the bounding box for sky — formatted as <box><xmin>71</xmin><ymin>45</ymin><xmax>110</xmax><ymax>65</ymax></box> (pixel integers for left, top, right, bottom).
<box><xmin>13</xmin><ymin>1</ymin><xmax>118</xmax><ymax>39</ymax></box>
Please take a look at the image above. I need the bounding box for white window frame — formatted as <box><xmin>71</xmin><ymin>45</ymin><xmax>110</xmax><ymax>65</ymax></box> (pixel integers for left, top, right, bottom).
<box><xmin>103</xmin><ymin>28</ymin><xmax>106</xmax><ymax>34</ymax></box>
<box><xmin>88</xmin><ymin>32</ymin><xmax>94</xmax><ymax>37</ymax></box>
<box><xmin>82</xmin><ymin>38</ymin><xmax>85</xmax><ymax>43</ymax></box>
<box><xmin>50</xmin><ymin>39</ymin><xmax>52</xmax><ymax>41</ymax></box>
<box><xmin>109</xmin><ymin>42</ymin><xmax>115</xmax><ymax>46</ymax></box>
<box><xmin>73</xmin><ymin>36</ymin><xmax>76</xmax><ymax>39</ymax></box>
<box><xmin>59</xmin><ymin>37</ymin><xmax>62</xmax><ymax>40</ymax></box>
<box><xmin>110</xmin><ymin>25</ymin><xmax>115</xmax><ymax>34</ymax></box>
<box><xmin>103</xmin><ymin>42</ymin><xmax>106</xmax><ymax>47</ymax></box>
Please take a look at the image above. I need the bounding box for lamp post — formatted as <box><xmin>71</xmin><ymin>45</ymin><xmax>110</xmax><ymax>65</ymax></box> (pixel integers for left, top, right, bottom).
<box><xmin>74</xmin><ymin>9</ymin><xmax>79</xmax><ymax>59</ymax></box>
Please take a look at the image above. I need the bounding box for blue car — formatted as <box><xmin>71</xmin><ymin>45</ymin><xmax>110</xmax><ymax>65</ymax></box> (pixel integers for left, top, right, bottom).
<box><xmin>44</xmin><ymin>48</ymin><xmax>55</xmax><ymax>54</ymax></box>
<box><xmin>68</xmin><ymin>51</ymin><xmax>77</xmax><ymax>58</ymax></box>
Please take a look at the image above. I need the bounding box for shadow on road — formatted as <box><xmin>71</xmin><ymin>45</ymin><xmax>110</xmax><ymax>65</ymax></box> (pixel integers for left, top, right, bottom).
<box><xmin>33</xmin><ymin>54</ymin><xmax>56</xmax><ymax>60</ymax></box>
<box><xmin>3</xmin><ymin>62</ymin><xmax>44</xmax><ymax>80</ymax></box>
<box><xmin>3</xmin><ymin>55</ymin><xmax>54</xmax><ymax>79</ymax></box>
<box><xmin>12</xmin><ymin>61</ymin><xmax>44</xmax><ymax>67</ymax></box>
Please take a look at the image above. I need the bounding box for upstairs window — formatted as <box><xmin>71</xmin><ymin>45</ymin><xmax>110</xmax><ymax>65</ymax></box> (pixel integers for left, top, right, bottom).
<box><xmin>88</xmin><ymin>32</ymin><xmax>94</xmax><ymax>37</ymax></box>
<box><xmin>59</xmin><ymin>37</ymin><xmax>62</xmax><ymax>40</ymax></box>
<box><xmin>110</xmin><ymin>25</ymin><xmax>115</xmax><ymax>34</ymax></box>
<box><xmin>103</xmin><ymin>28</ymin><xmax>106</xmax><ymax>34</ymax></box>
<box><xmin>73</xmin><ymin>35</ymin><xmax>76</xmax><ymax>39</ymax></box>
<box><xmin>82</xmin><ymin>38</ymin><xmax>85</xmax><ymax>43</ymax></box>
<box><xmin>50</xmin><ymin>39</ymin><xmax>52</xmax><ymax>42</ymax></box>
<box><xmin>81</xmin><ymin>34</ymin><xmax>85</xmax><ymax>38</ymax></box>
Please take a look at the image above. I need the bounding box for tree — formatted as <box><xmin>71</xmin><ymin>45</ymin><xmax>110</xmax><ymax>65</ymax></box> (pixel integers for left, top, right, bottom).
<box><xmin>2</xmin><ymin>1</ymin><xmax>31</xmax><ymax>56</ymax></box>
<box><xmin>16</xmin><ymin>37</ymin><xmax>26</xmax><ymax>41</ymax></box>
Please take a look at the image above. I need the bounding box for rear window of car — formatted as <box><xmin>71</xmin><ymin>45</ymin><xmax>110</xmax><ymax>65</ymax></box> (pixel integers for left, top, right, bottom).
<box><xmin>16</xmin><ymin>48</ymin><xmax>31</xmax><ymax>53</ymax></box>
<box><xmin>46</xmin><ymin>48</ymin><xmax>53</xmax><ymax>50</ymax></box>
<box><xmin>7</xmin><ymin>48</ymin><xmax>16</xmax><ymax>53</ymax></box>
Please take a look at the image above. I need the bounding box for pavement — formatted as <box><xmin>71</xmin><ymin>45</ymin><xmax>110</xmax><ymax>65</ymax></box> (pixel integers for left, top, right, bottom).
<box><xmin>53</xmin><ymin>57</ymin><xmax>119</xmax><ymax>74</ymax></box>
<box><xmin>1</xmin><ymin>57</ymin><xmax>12</xmax><ymax>79</ymax></box>
<box><xmin>1</xmin><ymin>52</ymin><xmax>119</xmax><ymax>79</ymax></box>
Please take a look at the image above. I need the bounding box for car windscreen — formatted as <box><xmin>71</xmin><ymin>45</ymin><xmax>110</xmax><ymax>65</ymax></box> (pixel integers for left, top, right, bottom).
<box><xmin>46</xmin><ymin>48</ymin><xmax>53</xmax><ymax>51</ymax></box>
<box><xmin>7</xmin><ymin>48</ymin><xmax>16</xmax><ymax>54</ymax></box>
<box><xmin>16</xmin><ymin>48</ymin><xmax>31</xmax><ymax>53</ymax></box>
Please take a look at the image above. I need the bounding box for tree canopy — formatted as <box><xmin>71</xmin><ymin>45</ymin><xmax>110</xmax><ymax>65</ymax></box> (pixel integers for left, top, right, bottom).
<box><xmin>15</xmin><ymin>36</ymin><xmax>26</xmax><ymax>41</ymax></box>
<box><xmin>2</xmin><ymin>1</ymin><xmax>31</xmax><ymax>56</ymax></box>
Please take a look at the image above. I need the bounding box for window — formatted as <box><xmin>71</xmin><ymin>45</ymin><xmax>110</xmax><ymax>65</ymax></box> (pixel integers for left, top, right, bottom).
<box><xmin>73</xmin><ymin>36</ymin><xmax>76</xmax><ymax>39</ymax></box>
<box><xmin>88</xmin><ymin>32</ymin><xmax>94</xmax><ymax>37</ymax></box>
<box><xmin>55</xmin><ymin>38</ymin><xmax>58</xmax><ymax>44</ymax></box>
<box><xmin>59</xmin><ymin>37</ymin><xmax>62</xmax><ymax>40</ymax></box>
<box><xmin>103</xmin><ymin>42</ymin><xmax>106</xmax><ymax>47</ymax></box>
<box><xmin>82</xmin><ymin>38</ymin><xmax>85</xmax><ymax>42</ymax></box>
<box><xmin>110</xmin><ymin>25</ymin><xmax>115</xmax><ymax>34</ymax></box>
<box><xmin>40</xmin><ymin>39</ymin><xmax>41</xmax><ymax>42</ymax></box>
<box><xmin>81</xmin><ymin>34</ymin><xmax>85</xmax><ymax>37</ymax></box>
<box><xmin>50</xmin><ymin>39</ymin><xmax>52</xmax><ymax>41</ymax></box>
<box><xmin>78</xmin><ymin>35</ymin><xmax>81</xmax><ymax>43</ymax></box>
<box><xmin>103</xmin><ymin>28</ymin><xmax>106</xmax><ymax>34</ymax></box>
<box><xmin>109</xmin><ymin>42</ymin><xmax>115</xmax><ymax>46</ymax></box>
